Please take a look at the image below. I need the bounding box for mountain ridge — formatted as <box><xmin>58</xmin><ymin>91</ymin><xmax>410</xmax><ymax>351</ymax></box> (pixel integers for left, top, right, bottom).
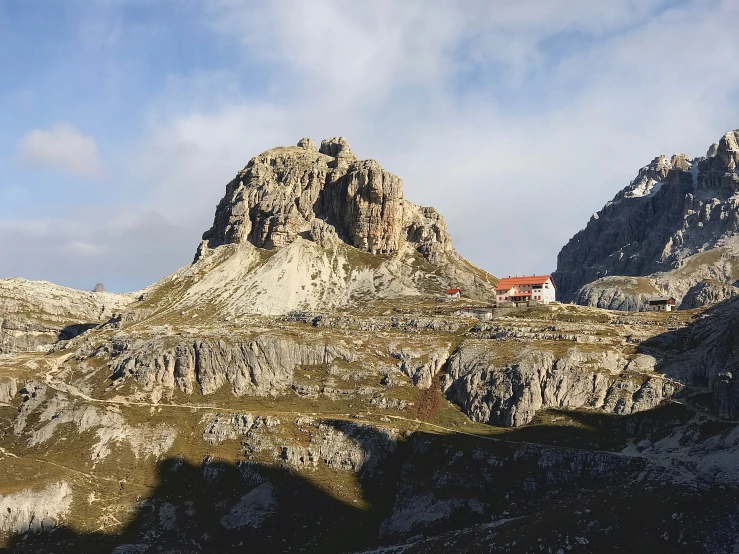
<box><xmin>554</xmin><ymin>129</ymin><xmax>739</xmax><ymax>310</ymax></box>
<box><xmin>3</xmin><ymin>134</ymin><xmax>739</xmax><ymax>552</ymax></box>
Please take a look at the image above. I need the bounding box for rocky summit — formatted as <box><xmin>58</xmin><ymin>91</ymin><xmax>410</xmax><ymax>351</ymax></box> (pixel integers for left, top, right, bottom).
<box><xmin>554</xmin><ymin>130</ymin><xmax>739</xmax><ymax>310</ymax></box>
<box><xmin>197</xmin><ymin>137</ymin><xmax>406</xmax><ymax>257</ymax></box>
<box><xmin>2</xmin><ymin>137</ymin><xmax>739</xmax><ymax>553</ymax></box>
<box><xmin>197</xmin><ymin>136</ymin><xmax>456</xmax><ymax>261</ymax></box>
<box><xmin>170</xmin><ymin>137</ymin><xmax>496</xmax><ymax>316</ymax></box>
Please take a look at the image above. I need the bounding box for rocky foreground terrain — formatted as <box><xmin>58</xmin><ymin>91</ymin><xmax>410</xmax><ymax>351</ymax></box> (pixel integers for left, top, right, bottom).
<box><xmin>554</xmin><ymin>129</ymin><xmax>739</xmax><ymax>310</ymax></box>
<box><xmin>1</xmin><ymin>137</ymin><xmax>739</xmax><ymax>553</ymax></box>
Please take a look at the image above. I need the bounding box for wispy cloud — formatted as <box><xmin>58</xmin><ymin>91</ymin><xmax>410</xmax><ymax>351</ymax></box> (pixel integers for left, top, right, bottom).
<box><xmin>17</xmin><ymin>122</ymin><xmax>105</xmax><ymax>178</ymax></box>
<box><xmin>1</xmin><ymin>0</ymin><xmax>738</xmax><ymax>290</ymax></box>
<box><xmin>0</xmin><ymin>208</ymin><xmax>188</xmax><ymax>292</ymax></box>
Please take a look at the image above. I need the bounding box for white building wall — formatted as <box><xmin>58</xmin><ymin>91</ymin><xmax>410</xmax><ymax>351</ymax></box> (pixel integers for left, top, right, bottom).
<box><xmin>496</xmin><ymin>277</ymin><xmax>557</xmax><ymax>304</ymax></box>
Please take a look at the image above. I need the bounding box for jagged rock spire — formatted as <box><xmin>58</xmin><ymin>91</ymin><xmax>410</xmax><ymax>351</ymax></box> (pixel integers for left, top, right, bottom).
<box><xmin>197</xmin><ymin>137</ymin><xmax>451</xmax><ymax>262</ymax></box>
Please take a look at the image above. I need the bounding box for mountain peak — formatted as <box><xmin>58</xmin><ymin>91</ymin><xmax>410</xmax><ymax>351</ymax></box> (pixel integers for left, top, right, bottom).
<box><xmin>197</xmin><ymin>137</ymin><xmax>425</xmax><ymax>260</ymax></box>
<box><xmin>554</xmin><ymin>128</ymin><xmax>739</xmax><ymax>309</ymax></box>
<box><xmin>179</xmin><ymin>138</ymin><xmax>497</xmax><ymax>315</ymax></box>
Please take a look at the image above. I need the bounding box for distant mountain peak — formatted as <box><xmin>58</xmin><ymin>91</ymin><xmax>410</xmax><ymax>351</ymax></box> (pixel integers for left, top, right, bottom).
<box><xmin>554</xmin><ymin>128</ymin><xmax>739</xmax><ymax>310</ymax></box>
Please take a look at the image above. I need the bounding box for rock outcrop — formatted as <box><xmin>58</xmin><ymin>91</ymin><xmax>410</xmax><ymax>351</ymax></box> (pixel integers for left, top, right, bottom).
<box><xmin>309</xmin><ymin>219</ymin><xmax>340</xmax><ymax>249</ymax></box>
<box><xmin>0</xmin><ymin>377</ymin><xmax>17</xmax><ymax>403</ymax></box>
<box><xmin>713</xmin><ymin>372</ymin><xmax>739</xmax><ymax>420</ymax></box>
<box><xmin>197</xmin><ymin>137</ymin><xmax>407</xmax><ymax>257</ymax></box>
<box><xmin>16</xmin><ymin>388</ymin><xmax>176</xmax><ymax>460</ymax></box>
<box><xmin>0</xmin><ymin>482</ymin><xmax>73</xmax><ymax>535</ymax></box>
<box><xmin>107</xmin><ymin>334</ymin><xmax>356</xmax><ymax>396</ymax></box>
<box><xmin>572</xmin><ymin>277</ymin><xmax>660</xmax><ymax>312</ymax></box>
<box><xmin>554</xmin><ymin>130</ymin><xmax>739</xmax><ymax>309</ymax></box>
<box><xmin>443</xmin><ymin>346</ymin><xmax>674</xmax><ymax>426</ymax></box>
<box><xmin>679</xmin><ymin>279</ymin><xmax>739</xmax><ymax>309</ymax></box>
<box><xmin>281</xmin><ymin>421</ymin><xmax>398</xmax><ymax>474</ymax></box>
<box><xmin>196</xmin><ymin>137</ymin><xmax>464</xmax><ymax>269</ymax></box>
<box><xmin>220</xmin><ymin>483</ymin><xmax>276</xmax><ymax>530</ymax></box>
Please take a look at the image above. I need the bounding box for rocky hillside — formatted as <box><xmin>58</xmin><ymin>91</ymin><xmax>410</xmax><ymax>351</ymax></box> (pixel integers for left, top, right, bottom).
<box><xmin>186</xmin><ymin>136</ymin><xmax>497</xmax><ymax>315</ymax></box>
<box><xmin>554</xmin><ymin>130</ymin><xmax>739</xmax><ymax>310</ymax></box>
<box><xmin>3</xmin><ymin>287</ymin><xmax>739</xmax><ymax>552</ymax></box>
<box><xmin>679</xmin><ymin>279</ymin><xmax>739</xmax><ymax>309</ymax></box>
<box><xmin>0</xmin><ymin>278</ymin><xmax>134</xmax><ymax>354</ymax></box>
<box><xmin>2</xmin><ymin>136</ymin><xmax>739</xmax><ymax>552</ymax></box>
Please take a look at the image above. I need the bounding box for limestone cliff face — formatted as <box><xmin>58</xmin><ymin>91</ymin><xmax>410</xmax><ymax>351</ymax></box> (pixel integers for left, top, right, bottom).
<box><xmin>679</xmin><ymin>279</ymin><xmax>739</xmax><ymax>309</ymax></box>
<box><xmin>554</xmin><ymin>130</ymin><xmax>739</xmax><ymax>309</ymax></box>
<box><xmin>106</xmin><ymin>333</ymin><xmax>356</xmax><ymax>397</ymax></box>
<box><xmin>442</xmin><ymin>346</ymin><xmax>672</xmax><ymax>427</ymax></box>
<box><xmin>197</xmin><ymin>137</ymin><xmax>438</xmax><ymax>260</ymax></box>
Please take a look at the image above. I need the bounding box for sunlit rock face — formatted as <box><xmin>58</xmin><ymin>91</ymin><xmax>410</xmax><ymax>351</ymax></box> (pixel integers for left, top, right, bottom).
<box><xmin>554</xmin><ymin>130</ymin><xmax>739</xmax><ymax>309</ymax></box>
<box><xmin>197</xmin><ymin>137</ymin><xmax>423</xmax><ymax>258</ymax></box>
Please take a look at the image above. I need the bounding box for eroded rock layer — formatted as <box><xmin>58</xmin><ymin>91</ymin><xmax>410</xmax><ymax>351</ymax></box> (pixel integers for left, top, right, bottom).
<box><xmin>554</xmin><ymin>130</ymin><xmax>739</xmax><ymax>309</ymax></box>
<box><xmin>198</xmin><ymin>137</ymin><xmax>439</xmax><ymax>260</ymax></box>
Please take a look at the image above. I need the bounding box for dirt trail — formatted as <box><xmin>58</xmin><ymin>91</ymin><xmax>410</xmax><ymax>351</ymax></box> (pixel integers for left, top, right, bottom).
<box><xmin>0</xmin><ymin>445</ymin><xmax>151</xmax><ymax>491</ymax></box>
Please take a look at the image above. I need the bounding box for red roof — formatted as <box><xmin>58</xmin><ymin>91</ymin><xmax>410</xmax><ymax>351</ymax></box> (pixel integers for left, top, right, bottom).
<box><xmin>446</xmin><ymin>288</ymin><xmax>461</xmax><ymax>295</ymax></box>
<box><xmin>495</xmin><ymin>275</ymin><xmax>552</xmax><ymax>291</ymax></box>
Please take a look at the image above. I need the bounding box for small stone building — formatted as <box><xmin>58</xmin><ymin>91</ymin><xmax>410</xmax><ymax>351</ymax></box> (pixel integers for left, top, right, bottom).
<box><xmin>647</xmin><ymin>296</ymin><xmax>676</xmax><ymax>312</ymax></box>
<box><xmin>454</xmin><ymin>307</ymin><xmax>493</xmax><ymax>320</ymax></box>
<box><xmin>446</xmin><ymin>288</ymin><xmax>461</xmax><ymax>298</ymax></box>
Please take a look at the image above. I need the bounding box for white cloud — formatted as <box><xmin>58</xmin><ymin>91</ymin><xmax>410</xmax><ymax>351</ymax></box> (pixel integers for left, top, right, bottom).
<box><xmin>206</xmin><ymin>0</ymin><xmax>674</xmax><ymax>110</ymax></box>
<box><xmin>117</xmin><ymin>0</ymin><xmax>738</xmax><ymax>282</ymax></box>
<box><xmin>17</xmin><ymin>122</ymin><xmax>105</xmax><ymax>178</ymax></box>
<box><xmin>0</xmin><ymin>209</ymin><xmax>189</xmax><ymax>292</ymax></box>
<box><xmin>4</xmin><ymin>0</ymin><xmax>739</xmax><ymax>290</ymax></box>
<box><xmin>61</xmin><ymin>239</ymin><xmax>104</xmax><ymax>257</ymax></box>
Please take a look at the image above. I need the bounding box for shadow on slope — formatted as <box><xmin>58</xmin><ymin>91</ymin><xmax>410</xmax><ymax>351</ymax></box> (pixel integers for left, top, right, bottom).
<box><xmin>58</xmin><ymin>323</ymin><xmax>100</xmax><ymax>342</ymax></box>
<box><xmin>4</xmin><ymin>418</ymin><xmax>408</xmax><ymax>554</ymax></box>
<box><xmin>636</xmin><ymin>296</ymin><xmax>739</xmax><ymax>419</ymax></box>
<box><xmin>5</xmin><ymin>411</ymin><xmax>739</xmax><ymax>553</ymax></box>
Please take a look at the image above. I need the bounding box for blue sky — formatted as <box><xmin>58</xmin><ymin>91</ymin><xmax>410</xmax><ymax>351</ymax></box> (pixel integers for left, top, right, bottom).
<box><xmin>1</xmin><ymin>0</ymin><xmax>738</xmax><ymax>292</ymax></box>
